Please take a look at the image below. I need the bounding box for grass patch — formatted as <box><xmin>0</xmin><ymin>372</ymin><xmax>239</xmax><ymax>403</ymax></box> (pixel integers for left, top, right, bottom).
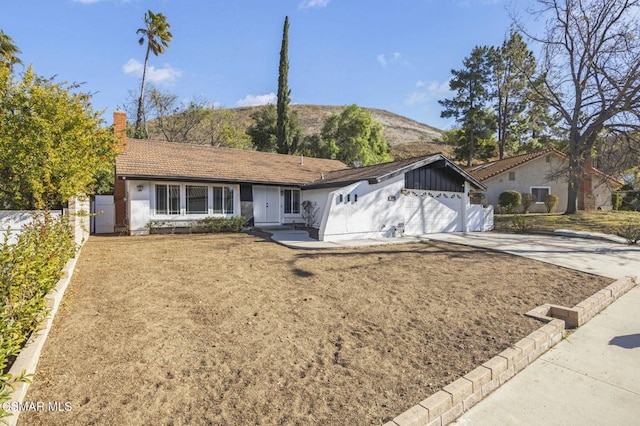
<box><xmin>494</xmin><ymin>210</ymin><xmax>640</xmax><ymax>235</ymax></box>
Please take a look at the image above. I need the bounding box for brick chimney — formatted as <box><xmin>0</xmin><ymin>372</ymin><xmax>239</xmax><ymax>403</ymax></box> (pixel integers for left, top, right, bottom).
<box><xmin>578</xmin><ymin>155</ymin><xmax>596</xmax><ymax>211</ymax></box>
<box><xmin>113</xmin><ymin>111</ymin><xmax>127</xmax><ymax>231</ymax></box>
<box><xmin>113</xmin><ymin>110</ymin><xmax>127</xmax><ymax>152</ymax></box>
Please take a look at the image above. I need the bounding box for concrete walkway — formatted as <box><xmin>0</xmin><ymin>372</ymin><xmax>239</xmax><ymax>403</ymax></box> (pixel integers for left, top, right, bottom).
<box><xmin>268</xmin><ymin>229</ymin><xmax>430</xmax><ymax>249</ymax></box>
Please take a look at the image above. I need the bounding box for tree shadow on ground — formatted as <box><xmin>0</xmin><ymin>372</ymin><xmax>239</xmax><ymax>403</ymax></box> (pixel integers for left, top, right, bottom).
<box><xmin>609</xmin><ymin>334</ymin><xmax>640</xmax><ymax>349</ymax></box>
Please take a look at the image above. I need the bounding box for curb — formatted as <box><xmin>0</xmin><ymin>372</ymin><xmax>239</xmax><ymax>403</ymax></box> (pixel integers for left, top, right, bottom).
<box><xmin>4</xmin><ymin>250</ymin><xmax>82</xmax><ymax>426</ymax></box>
<box><xmin>386</xmin><ymin>275</ymin><xmax>638</xmax><ymax>426</ymax></box>
<box><xmin>553</xmin><ymin>229</ymin><xmax>629</xmax><ymax>245</ymax></box>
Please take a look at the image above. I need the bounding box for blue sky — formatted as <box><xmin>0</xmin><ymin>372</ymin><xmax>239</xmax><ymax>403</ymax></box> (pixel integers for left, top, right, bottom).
<box><xmin>1</xmin><ymin>0</ymin><xmax>527</xmax><ymax>130</ymax></box>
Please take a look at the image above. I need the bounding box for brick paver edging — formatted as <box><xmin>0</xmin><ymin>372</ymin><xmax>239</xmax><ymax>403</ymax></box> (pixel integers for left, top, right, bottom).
<box><xmin>4</xmin><ymin>253</ymin><xmax>82</xmax><ymax>426</ymax></box>
<box><xmin>386</xmin><ymin>275</ymin><xmax>638</xmax><ymax>426</ymax></box>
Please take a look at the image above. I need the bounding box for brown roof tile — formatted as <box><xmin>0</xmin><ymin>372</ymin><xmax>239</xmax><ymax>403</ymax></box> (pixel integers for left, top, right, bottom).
<box><xmin>115</xmin><ymin>138</ymin><xmax>348</xmax><ymax>185</ymax></box>
<box><xmin>466</xmin><ymin>149</ymin><xmax>622</xmax><ymax>187</ymax></box>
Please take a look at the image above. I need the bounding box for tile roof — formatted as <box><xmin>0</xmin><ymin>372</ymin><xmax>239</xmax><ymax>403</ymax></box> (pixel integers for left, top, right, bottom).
<box><xmin>466</xmin><ymin>148</ymin><xmax>622</xmax><ymax>187</ymax></box>
<box><xmin>115</xmin><ymin>138</ymin><xmax>348</xmax><ymax>186</ymax></box>
<box><xmin>115</xmin><ymin>139</ymin><xmax>486</xmax><ymax>190</ymax></box>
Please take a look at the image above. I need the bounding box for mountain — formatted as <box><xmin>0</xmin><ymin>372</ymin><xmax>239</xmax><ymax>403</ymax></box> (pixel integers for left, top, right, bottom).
<box><xmin>224</xmin><ymin>105</ymin><xmax>450</xmax><ymax>159</ymax></box>
<box><xmin>147</xmin><ymin>104</ymin><xmax>453</xmax><ymax>159</ymax></box>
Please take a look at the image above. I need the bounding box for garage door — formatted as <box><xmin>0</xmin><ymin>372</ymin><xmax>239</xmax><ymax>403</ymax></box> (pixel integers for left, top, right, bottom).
<box><xmin>403</xmin><ymin>192</ymin><xmax>462</xmax><ymax>235</ymax></box>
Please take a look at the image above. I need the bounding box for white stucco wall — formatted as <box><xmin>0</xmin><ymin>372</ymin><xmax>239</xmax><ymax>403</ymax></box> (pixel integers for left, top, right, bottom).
<box><xmin>319</xmin><ymin>177</ymin><xmax>406</xmax><ymax>241</ymax></box>
<box><xmin>314</xmin><ymin>175</ymin><xmax>488</xmax><ymax>241</ymax></box>
<box><xmin>300</xmin><ymin>188</ymin><xmax>332</xmax><ymax>228</ymax></box>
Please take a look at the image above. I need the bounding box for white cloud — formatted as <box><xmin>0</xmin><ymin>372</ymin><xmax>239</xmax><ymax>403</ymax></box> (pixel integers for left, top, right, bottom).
<box><xmin>299</xmin><ymin>0</ymin><xmax>330</xmax><ymax>9</ymax></box>
<box><xmin>405</xmin><ymin>79</ymin><xmax>451</xmax><ymax>106</ymax></box>
<box><xmin>235</xmin><ymin>93</ymin><xmax>277</xmax><ymax>107</ymax></box>
<box><xmin>122</xmin><ymin>58</ymin><xmax>182</xmax><ymax>85</ymax></box>
<box><xmin>377</xmin><ymin>52</ymin><xmax>405</xmax><ymax>67</ymax></box>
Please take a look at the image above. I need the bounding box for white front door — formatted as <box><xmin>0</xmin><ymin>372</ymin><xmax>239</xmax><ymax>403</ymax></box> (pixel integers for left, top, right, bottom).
<box><xmin>253</xmin><ymin>186</ymin><xmax>280</xmax><ymax>224</ymax></box>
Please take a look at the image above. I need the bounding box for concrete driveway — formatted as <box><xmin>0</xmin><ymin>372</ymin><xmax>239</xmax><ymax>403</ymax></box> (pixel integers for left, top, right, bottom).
<box><xmin>423</xmin><ymin>232</ymin><xmax>640</xmax><ymax>426</ymax></box>
<box><xmin>426</xmin><ymin>232</ymin><xmax>640</xmax><ymax>280</ymax></box>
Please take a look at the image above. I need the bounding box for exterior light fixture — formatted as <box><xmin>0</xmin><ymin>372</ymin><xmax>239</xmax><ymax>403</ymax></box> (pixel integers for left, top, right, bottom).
<box><xmin>136</xmin><ymin>184</ymin><xmax>143</xmax><ymax>192</ymax></box>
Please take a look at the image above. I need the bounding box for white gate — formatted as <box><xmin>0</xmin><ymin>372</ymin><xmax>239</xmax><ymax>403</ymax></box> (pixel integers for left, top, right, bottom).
<box><xmin>92</xmin><ymin>195</ymin><xmax>115</xmax><ymax>234</ymax></box>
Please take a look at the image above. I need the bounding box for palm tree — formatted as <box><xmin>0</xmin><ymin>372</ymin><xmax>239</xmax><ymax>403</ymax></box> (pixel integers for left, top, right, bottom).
<box><xmin>134</xmin><ymin>10</ymin><xmax>172</xmax><ymax>138</ymax></box>
<box><xmin>0</xmin><ymin>29</ymin><xmax>22</xmax><ymax>70</ymax></box>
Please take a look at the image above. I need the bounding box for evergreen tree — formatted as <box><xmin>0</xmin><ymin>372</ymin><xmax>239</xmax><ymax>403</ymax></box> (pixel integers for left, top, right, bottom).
<box><xmin>276</xmin><ymin>16</ymin><xmax>294</xmax><ymax>154</ymax></box>
<box><xmin>439</xmin><ymin>46</ymin><xmax>495</xmax><ymax>166</ymax></box>
<box><xmin>491</xmin><ymin>31</ymin><xmax>536</xmax><ymax>159</ymax></box>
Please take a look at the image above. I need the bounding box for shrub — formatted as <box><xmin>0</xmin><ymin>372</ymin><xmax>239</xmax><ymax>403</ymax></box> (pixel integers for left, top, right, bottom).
<box><xmin>611</xmin><ymin>193</ymin><xmax>623</xmax><ymax>211</ymax></box>
<box><xmin>498</xmin><ymin>190</ymin><xmax>521</xmax><ymax>214</ymax></box>
<box><xmin>199</xmin><ymin>217</ymin><xmax>246</xmax><ymax>233</ymax></box>
<box><xmin>511</xmin><ymin>215</ymin><xmax>532</xmax><ymax>233</ymax></box>
<box><xmin>616</xmin><ymin>220</ymin><xmax>640</xmax><ymax>245</ymax></box>
<box><xmin>521</xmin><ymin>193</ymin><xmax>537</xmax><ymax>213</ymax></box>
<box><xmin>0</xmin><ymin>213</ymin><xmax>76</xmax><ymax>417</ymax></box>
<box><xmin>301</xmin><ymin>200</ymin><xmax>319</xmax><ymax>227</ymax></box>
<box><xmin>543</xmin><ymin>194</ymin><xmax>559</xmax><ymax>213</ymax></box>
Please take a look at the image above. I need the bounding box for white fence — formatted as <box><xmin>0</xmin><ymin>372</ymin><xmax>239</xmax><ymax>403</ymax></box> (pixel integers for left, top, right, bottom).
<box><xmin>0</xmin><ymin>196</ymin><xmax>90</xmax><ymax>247</ymax></box>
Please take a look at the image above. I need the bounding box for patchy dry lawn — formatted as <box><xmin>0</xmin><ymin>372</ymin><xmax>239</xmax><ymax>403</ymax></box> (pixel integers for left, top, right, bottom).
<box><xmin>21</xmin><ymin>234</ymin><xmax>610</xmax><ymax>425</ymax></box>
<box><xmin>493</xmin><ymin>210</ymin><xmax>640</xmax><ymax>235</ymax></box>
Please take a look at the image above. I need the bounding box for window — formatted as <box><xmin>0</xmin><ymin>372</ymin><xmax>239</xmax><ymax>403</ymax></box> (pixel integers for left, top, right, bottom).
<box><xmin>155</xmin><ymin>184</ymin><xmax>180</xmax><ymax>215</ymax></box>
<box><xmin>213</xmin><ymin>186</ymin><xmax>234</xmax><ymax>214</ymax></box>
<box><xmin>186</xmin><ymin>185</ymin><xmax>208</xmax><ymax>214</ymax></box>
<box><xmin>284</xmin><ymin>189</ymin><xmax>300</xmax><ymax>214</ymax></box>
<box><xmin>509</xmin><ymin>171</ymin><xmax>516</xmax><ymax>181</ymax></box>
<box><xmin>531</xmin><ymin>187</ymin><xmax>550</xmax><ymax>203</ymax></box>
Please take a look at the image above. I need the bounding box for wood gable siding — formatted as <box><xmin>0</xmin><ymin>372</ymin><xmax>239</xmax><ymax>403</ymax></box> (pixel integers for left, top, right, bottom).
<box><xmin>404</xmin><ymin>163</ymin><xmax>465</xmax><ymax>192</ymax></box>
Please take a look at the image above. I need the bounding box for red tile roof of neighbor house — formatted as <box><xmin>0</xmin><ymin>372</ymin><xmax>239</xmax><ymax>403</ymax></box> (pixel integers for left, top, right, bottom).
<box><xmin>466</xmin><ymin>148</ymin><xmax>623</xmax><ymax>187</ymax></box>
<box><xmin>115</xmin><ymin>138</ymin><xmax>348</xmax><ymax>186</ymax></box>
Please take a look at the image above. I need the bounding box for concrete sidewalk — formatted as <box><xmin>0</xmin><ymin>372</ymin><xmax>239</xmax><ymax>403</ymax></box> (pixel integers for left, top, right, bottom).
<box><xmin>421</xmin><ymin>232</ymin><xmax>640</xmax><ymax>426</ymax></box>
<box><xmin>455</xmin><ymin>285</ymin><xmax>640</xmax><ymax>426</ymax></box>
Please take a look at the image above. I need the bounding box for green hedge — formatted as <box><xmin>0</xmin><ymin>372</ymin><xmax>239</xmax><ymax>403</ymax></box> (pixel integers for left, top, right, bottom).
<box><xmin>198</xmin><ymin>217</ymin><xmax>246</xmax><ymax>233</ymax></box>
<box><xmin>0</xmin><ymin>213</ymin><xmax>76</xmax><ymax>419</ymax></box>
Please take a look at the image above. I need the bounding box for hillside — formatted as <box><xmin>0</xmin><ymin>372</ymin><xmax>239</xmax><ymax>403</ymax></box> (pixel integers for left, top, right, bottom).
<box><xmin>147</xmin><ymin>104</ymin><xmax>452</xmax><ymax>160</ymax></box>
<box><xmin>230</xmin><ymin>105</ymin><xmax>450</xmax><ymax>159</ymax></box>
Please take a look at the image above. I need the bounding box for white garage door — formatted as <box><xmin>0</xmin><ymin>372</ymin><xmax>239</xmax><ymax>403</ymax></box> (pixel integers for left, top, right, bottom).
<box><xmin>403</xmin><ymin>192</ymin><xmax>462</xmax><ymax>235</ymax></box>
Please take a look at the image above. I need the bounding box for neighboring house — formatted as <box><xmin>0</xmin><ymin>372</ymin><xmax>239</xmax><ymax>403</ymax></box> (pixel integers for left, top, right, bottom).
<box><xmin>467</xmin><ymin>149</ymin><xmax>623</xmax><ymax>213</ymax></box>
<box><xmin>112</xmin><ymin>112</ymin><xmax>492</xmax><ymax>241</ymax></box>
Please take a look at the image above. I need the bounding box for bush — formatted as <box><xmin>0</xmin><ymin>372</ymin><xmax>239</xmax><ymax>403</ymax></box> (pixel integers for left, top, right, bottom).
<box><xmin>544</xmin><ymin>194</ymin><xmax>559</xmax><ymax>213</ymax></box>
<box><xmin>0</xmin><ymin>213</ymin><xmax>76</xmax><ymax>417</ymax></box>
<box><xmin>616</xmin><ymin>220</ymin><xmax>640</xmax><ymax>245</ymax></box>
<box><xmin>511</xmin><ymin>215</ymin><xmax>532</xmax><ymax>233</ymax></box>
<box><xmin>612</xmin><ymin>193</ymin><xmax>623</xmax><ymax>211</ymax></box>
<box><xmin>199</xmin><ymin>217</ymin><xmax>246</xmax><ymax>233</ymax></box>
<box><xmin>498</xmin><ymin>190</ymin><xmax>521</xmax><ymax>214</ymax></box>
<box><xmin>521</xmin><ymin>193</ymin><xmax>537</xmax><ymax>213</ymax></box>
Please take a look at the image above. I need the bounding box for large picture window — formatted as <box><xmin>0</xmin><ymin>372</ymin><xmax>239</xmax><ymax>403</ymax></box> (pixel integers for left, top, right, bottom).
<box><xmin>531</xmin><ymin>187</ymin><xmax>550</xmax><ymax>203</ymax></box>
<box><xmin>186</xmin><ymin>185</ymin><xmax>208</xmax><ymax>214</ymax></box>
<box><xmin>155</xmin><ymin>184</ymin><xmax>180</xmax><ymax>215</ymax></box>
<box><xmin>284</xmin><ymin>189</ymin><xmax>300</xmax><ymax>214</ymax></box>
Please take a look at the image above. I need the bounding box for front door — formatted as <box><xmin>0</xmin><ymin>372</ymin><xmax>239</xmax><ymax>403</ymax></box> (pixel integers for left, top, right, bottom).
<box><xmin>253</xmin><ymin>186</ymin><xmax>280</xmax><ymax>224</ymax></box>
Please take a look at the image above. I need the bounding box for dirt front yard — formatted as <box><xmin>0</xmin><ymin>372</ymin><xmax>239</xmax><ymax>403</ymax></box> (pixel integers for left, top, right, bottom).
<box><xmin>21</xmin><ymin>234</ymin><xmax>610</xmax><ymax>425</ymax></box>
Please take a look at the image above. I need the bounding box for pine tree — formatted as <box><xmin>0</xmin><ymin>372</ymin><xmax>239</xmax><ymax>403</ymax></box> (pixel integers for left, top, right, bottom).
<box><xmin>439</xmin><ymin>46</ymin><xmax>495</xmax><ymax>167</ymax></box>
